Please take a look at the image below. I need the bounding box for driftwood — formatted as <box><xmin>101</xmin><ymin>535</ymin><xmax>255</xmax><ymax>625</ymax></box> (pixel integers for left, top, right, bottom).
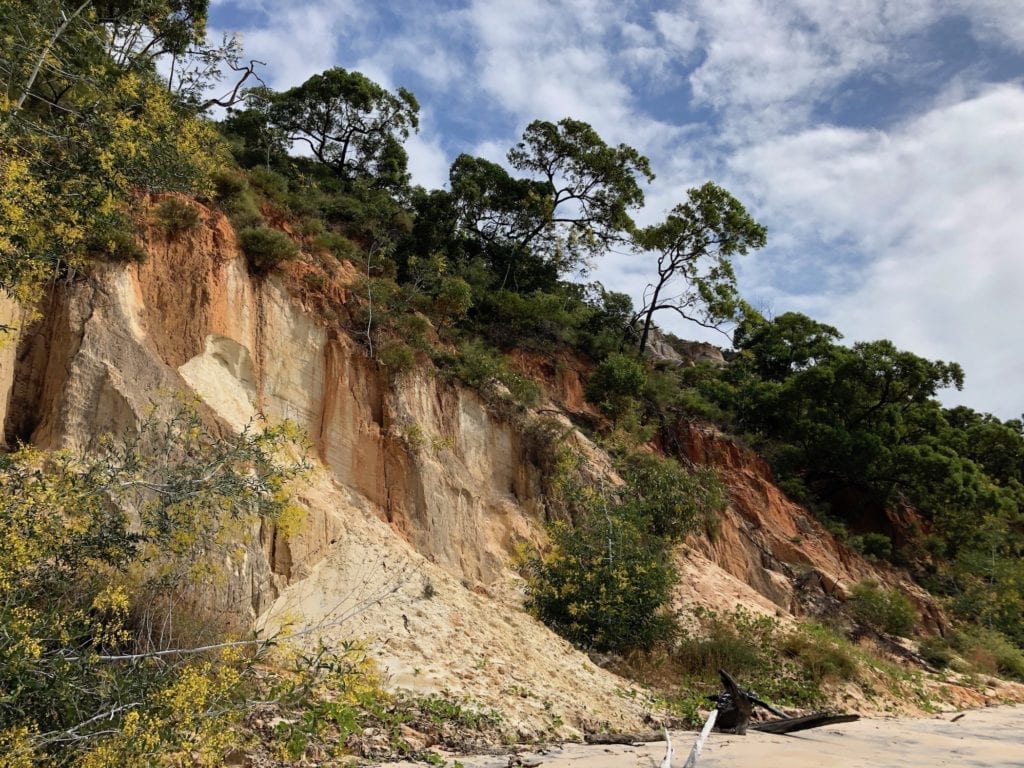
<box><xmin>752</xmin><ymin>713</ymin><xmax>860</xmax><ymax>734</ymax></box>
<box><xmin>583</xmin><ymin>730</ymin><xmax>664</xmax><ymax>745</ymax></box>
<box><xmin>682</xmin><ymin>708</ymin><xmax>718</xmax><ymax>768</ymax></box>
<box><xmin>584</xmin><ymin>670</ymin><xmax>860</xmax><ymax>768</ymax></box>
<box><xmin>712</xmin><ymin>668</ymin><xmax>860</xmax><ymax>737</ymax></box>
<box><xmin>659</xmin><ymin>727</ymin><xmax>673</xmax><ymax>768</ymax></box>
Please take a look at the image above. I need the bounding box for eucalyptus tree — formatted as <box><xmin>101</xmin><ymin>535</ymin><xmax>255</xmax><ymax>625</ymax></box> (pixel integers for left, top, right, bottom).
<box><xmin>449</xmin><ymin>117</ymin><xmax>654</xmax><ymax>292</ymax></box>
<box><xmin>269</xmin><ymin>67</ymin><xmax>420</xmax><ymax>189</ymax></box>
<box><xmin>631</xmin><ymin>182</ymin><xmax>767</xmax><ymax>354</ymax></box>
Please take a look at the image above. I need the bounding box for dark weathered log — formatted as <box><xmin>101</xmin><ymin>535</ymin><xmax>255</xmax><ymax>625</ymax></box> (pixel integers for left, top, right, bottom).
<box><xmin>711</xmin><ymin>669</ymin><xmax>859</xmax><ymax>737</ymax></box>
<box><xmin>751</xmin><ymin>713</ymin><xmax>860</xmax><ymax>734</ymax></box>
<box><xmin>583</xmin><ymin>730</ymin><xmax>664</xmax><ymax>745</ymax></box>
<box><xmin>714</xmin><ymin>668</ymin><xmax>754</xmax><ymax>734</ymax></box>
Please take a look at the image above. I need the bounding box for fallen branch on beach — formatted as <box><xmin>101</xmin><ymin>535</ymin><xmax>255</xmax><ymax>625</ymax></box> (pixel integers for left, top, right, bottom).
<box><xmin>682</xmin><ymin>707</ymin><xmax>719</xmax><ymax>768</ymax></box>
<box><xmin>583</xmin><ymin>730</ymin><xmax>665</xmax><ymax>745</ymax></box>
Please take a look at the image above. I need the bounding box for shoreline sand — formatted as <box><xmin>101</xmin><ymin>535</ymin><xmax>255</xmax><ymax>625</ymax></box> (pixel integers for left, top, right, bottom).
<box><xmin>382</xmin><ymin>705</ymin><xmax>1024</xmax><ymax>767</ymax></box>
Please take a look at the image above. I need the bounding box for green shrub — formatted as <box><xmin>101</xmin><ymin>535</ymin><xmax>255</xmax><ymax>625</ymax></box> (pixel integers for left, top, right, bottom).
<box><xmin>238</xmin><ymin>227</ymin><xmax>299</xmax><ymax>273</ymax></box>
<box><xmin>951</xmin><ymin>626</ymin><xmax>1024</xmax><ymax>680</ymax></box>
<box><xmin>378</xmin><ymin>340</ymin><xmax>417</xmax><ymax>374</ymax></box>
<box><xmin>667</xmin><ymin>609</ymin><xmax>844</xmax><ymax>708</ymax></box>
<box><xmin>448</xmin><ymin>340</ymin><xmax>540</xmax><ymax>407</ymax></box>
<box><xmin>211</xmin><ymin>168</ymin><xmax>248</xmax><ymax>202</ymax></box>
<box><xmin>848</xmin><ymin>580</ymin><xmax>916</xmax><ymax>636</ymax></box>
<box><xmin>616</xmin><ymin>452</ymin><xmax>727</xmax><ymax>540</ymax></box>
<box><xmin>780</xmin><ymin>623</ymin><xmax>857</xmax><ymax>683</ymax></box>
<box><xmin>247</xmin><ymin>166</ymin><xmax>289</xmax><ymax>204</ymax></box>
<box><xmin>852</xmin><ymin>532</ymin><xmax>893</xmax><ymax>561</ymax></box>
<box><xmin>316</xmin><ymin>231</ymin><xmax>361</xmax><ymax>261</ymax></box>
<box><xmin>154</xmin><ymin>198</ymin><xmax>201</xmax><ymax>237</ymax></box>
<box><xmin>526</xmin><ymin>509</ymin><xmax>675</xmax><ymax>653</ymax></box>
<box><xmin>917</xmin><ymin>636</ymin><xmax>953</xmax><ymax>669</ymax></box>
<box><xmin>586</xmin><ymin>353</ymin><xmax>647</xmax><ymax>420</ymax></box>
<box><xmin>433</xmin><ymin>276</ymin><xmax>474</xmax><ymax>325</ymax></box>
<box><xmin>85</xmin><ymin>211</ymin><xmax>146</xmax><ymax>262</ymax></box>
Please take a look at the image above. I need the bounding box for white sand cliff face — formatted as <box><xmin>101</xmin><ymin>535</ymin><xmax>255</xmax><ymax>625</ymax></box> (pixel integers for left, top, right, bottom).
<box><xmin>2</xmin><ymin>199</ymin><xmax>1016</xmax><ymax>737</ymax></box>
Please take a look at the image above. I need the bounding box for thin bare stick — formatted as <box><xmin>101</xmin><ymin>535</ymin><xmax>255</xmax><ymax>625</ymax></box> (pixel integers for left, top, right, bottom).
<box><xmin>682</xmin><ymin>708</ymin><xmax>718</xmax><ymax>768</ymax></box>
<box><xmin>15</xmin><ymin>0</ymin><xmax>92</xmax><ymax>112</ymax></box>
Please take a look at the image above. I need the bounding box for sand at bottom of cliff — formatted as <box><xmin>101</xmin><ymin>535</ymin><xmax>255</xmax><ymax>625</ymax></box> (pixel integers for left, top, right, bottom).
<box><xmin>379</xmin><ymin>704</ymin><xmax>1024</xmax><ymax>768</ymax></box>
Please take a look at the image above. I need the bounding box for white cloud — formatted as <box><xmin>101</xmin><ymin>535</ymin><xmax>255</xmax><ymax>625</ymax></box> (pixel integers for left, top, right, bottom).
<box><xmin>405</xmin><ymin>130</ymin><xmax>451</xmax><ymax>190</ymax></box>
<box><xmin>211</xmin><ymin>1</ymin><xmax>363</xmax><ymax>90</ymax></box>
<box><xmin>728</xmin><ymin>84</ymin><xmax>1024</xmax><ymax>418</ymax></box>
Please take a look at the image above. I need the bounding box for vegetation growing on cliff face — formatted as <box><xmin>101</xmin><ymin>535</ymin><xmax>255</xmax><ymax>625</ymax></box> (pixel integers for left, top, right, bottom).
<box><xmin>0</xmin><ymin>403</ymin><xmax>307</xmax><ymax>764</ymax></box>
<box><xmin>672</xmin><ymin>311</ymin><xmax>1024</xmax><ymax>646</ymax></box>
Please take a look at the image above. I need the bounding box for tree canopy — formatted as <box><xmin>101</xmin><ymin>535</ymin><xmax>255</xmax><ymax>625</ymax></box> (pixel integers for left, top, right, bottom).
<box><xmin>632</xmin><ymin>182</ymin><xmax>767</xmax><ymax>353</ymax></box>
<box><xmin>446</xmin><ymin>118</ymin><xmax>654</xmax><ymax>292</ymax></box>
<box><xmin>0</xmin><ymin>0</ymin><xmax>225</xmax><ymax>302</ymax></box>
<box><xmin>268</xmin><ymin>67</ymin><xmax>419</xmax><ymax>188</ymax></box>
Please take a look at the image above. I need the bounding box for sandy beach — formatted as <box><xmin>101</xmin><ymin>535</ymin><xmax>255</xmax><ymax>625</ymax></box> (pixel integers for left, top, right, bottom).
<box><xmin>381</xmin><ymin>705</ymin><xmax>1024</xmax><ymax>768</ymax></box>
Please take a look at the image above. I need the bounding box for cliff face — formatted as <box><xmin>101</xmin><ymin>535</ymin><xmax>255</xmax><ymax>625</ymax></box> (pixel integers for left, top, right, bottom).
<box><xmin>0</xmin><ymin>200</ymin><xmax>944</xmax><ymax>732</ymax></box>
<box><xmin>668</xmin><ymin>422</ymin><xmax>943</xmax><ymax>631</ymax></box>
<box><xmin>2</xmin><ymin>202</ymin><xmax>545</xmax><ymax>595</ymax></box>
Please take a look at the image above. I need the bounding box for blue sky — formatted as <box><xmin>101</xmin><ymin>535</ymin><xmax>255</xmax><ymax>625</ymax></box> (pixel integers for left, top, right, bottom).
<box><xmin>208</xmin><ymin>0</ymin><xmax>1024</xmax><ymax>419</ymax></box>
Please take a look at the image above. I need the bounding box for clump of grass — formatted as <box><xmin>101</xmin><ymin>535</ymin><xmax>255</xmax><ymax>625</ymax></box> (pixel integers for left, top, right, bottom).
<box><xmin>154</xmin><ymin>198</ymin><xmax>201</xmax><ymax>237</ymax></box>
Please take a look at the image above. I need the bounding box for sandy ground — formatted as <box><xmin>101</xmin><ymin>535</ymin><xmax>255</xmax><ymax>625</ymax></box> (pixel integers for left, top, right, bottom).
<box><xmin>378</xmin><ymin>705</ymin><xmax>1024</xmax><ymax>768</ymax></box>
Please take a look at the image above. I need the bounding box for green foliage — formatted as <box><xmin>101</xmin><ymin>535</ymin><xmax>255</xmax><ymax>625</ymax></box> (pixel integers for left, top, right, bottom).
<box><xmin>950</xmin><ymin>626</ymin><xmax>1024</xmax><ymax>680</ymax></box>
<box><xmin>632</xmin><ymin>182</ymin><xmax>767</xmax><ymax>352</ymax></box>
<box><xmin>526</xmin><ymin>443</ymin><xmax>730</xmax><ymax>653</ymax></box>
<box><xmin>851</xmin><ymin>532</ymin><xmax>893</xmax><ymax>561</ymax></box>
<box><xmin>238</xmin><ymin>227</ymin><xmax>299</xmax><ymax>273</ymax></box>
<box><xmin>917</xmin><ymin>636</ymin><xmax>953</xmax><ymax>669</ymax></box>
<box><xmin>637</xmin><ymin>609</ymin><xmax>855</xmax><ymax>715</ymax></box>
<box><xmin>0</xmin><ymin>2</ymin><xmax>224</xmax><ymax>303</ymax></box>
<box><xmin>247</xmin><ymin>166</ymin><xmax>290</xmax><ymax>204</ymax></box>
<box><xmin>526</xmin><ymin>510</ymin><xmax>675</xmax><ymax>653</ymax></box>
<box><xmin>444</xmin><ymin>118</ymin><xmax>653</xmax><ymax>293</ymax></box>
<box><xmin>848</xmin><ymin>581</ymin><xmax>916</xmax><ymax>636</ymax></box>
<box><xmin>378</xmin><ymin>340</ymin><xmax>418</xmax><ymax>374</ymax></box>
<box><xmin>433</xmin><ymin>276</ymin><xmax>474</xmax><ymax>325</ymax></box>
<box><xmin>586</xmin><ymin>353</ymin><xmax>647</xmax><ymax>420</ymax></box>
<box><xmin>440</xmin><ymin>339</ymin><xmax>540</xmax><ymax>407</ymax></box>
<box><xmin>0</xmin><ymin>403</ymin><xmax>309</xmax><ymax>764</ymax></box>
<box><xmin>84</xmin><ymin>211</ymin><xmax>148</xmax><ymax>263</ymax></box>
<box><xmin>154</xmin><ymin>198</ymin><xmax>202</xmax><ymax>237</ymax></box>
<box><xmin>268</xmin><ymin>67</ymin><xmax>420</xmax><ymax>188</ymax></box>
<box><xmin>616</xmin><ymin>451</ymin><xmax>727</xmax><ymax>540</ymax></box>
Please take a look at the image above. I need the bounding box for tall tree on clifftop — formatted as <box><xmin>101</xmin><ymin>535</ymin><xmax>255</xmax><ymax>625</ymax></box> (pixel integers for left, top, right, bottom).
<box><xmin>450</xmin><ymin>118</ymin><xmax>654</xmax><ymax>292</ymax></box>
<box><xmin>632</xmin><ymin>182</ymin><xmax>766</xmax><ymax>354</ymax></box>
<box><xmin>268</xmin><ymin>67</ymin><xmax>420</xmax><ymax>189</ymax></box>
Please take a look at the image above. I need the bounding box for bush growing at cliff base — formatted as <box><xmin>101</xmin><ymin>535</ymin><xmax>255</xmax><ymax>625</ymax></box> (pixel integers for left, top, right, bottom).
<box><xmin>848</xmin><ymin>580</ymin><xmax>916</xmax><ymax>636</ymax></box>
<box><xmin>0</xmin><ymin>403</ymin><xmax>309</xmax><ymax>764</ymax></box>
<box><xmin>525</xmin><ymin>510</ymin><xmax>675</xmax><ymax>653</ymax></box>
